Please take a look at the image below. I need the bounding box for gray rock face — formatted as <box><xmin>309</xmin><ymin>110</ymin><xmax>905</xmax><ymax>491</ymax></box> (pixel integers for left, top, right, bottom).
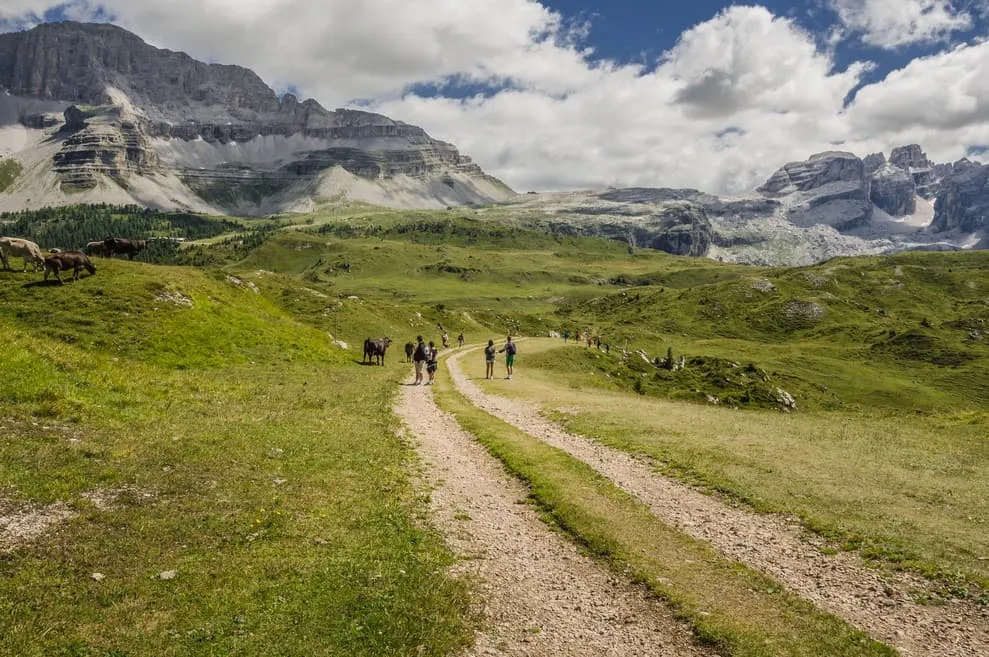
<box><xmin>53</xmin><ymin>105</ymin><xmax>160</xmax><ymax>191</ymax></box>
<box><xmin>539</xmin><ymin>198</ymin><xmax>713</xmax><ymax>257</ymax></box>
<box><xmin>758</xmin><ymin>151</ymin><xmax>865</xmax><ymax>196</ymax></box>
<box><xmin>889</xmin><ymin>145</ymin><xmax>933</xmax><ymax>171</ymax></box>
<box><xmin>863</xmin><ymin>153</ymin><xmax>886</xmax><ymax>175</ymax></box>
<box><xmin>932</xmin><ymin>160</ymin><xmax>989</xmax><ymax>233</ymax></box>
<box><xmin>759</xmin><ymin>152</ymin><xmax>873</xmax><ymax>230</ymax></box>
<box><xmin>870</xmin><ymin>163</ymin><xmax>916</xmax><ymax>216</ymax></box>
<box><xmin>0</xmin><ymin>21</ymin><xmax>512</xmax><ymax>212</ymax></box>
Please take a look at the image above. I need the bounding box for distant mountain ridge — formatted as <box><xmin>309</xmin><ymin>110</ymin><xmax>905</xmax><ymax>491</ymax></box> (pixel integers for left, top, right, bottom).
<box><xmin>0</xmin><ymin>21</ymin><xmax>513</xmax><ymax>215</ymax></box>
<box><xmin>490</xmin><ymin>144</ymin><xmax>988</xmax><ymax>266</ymax></box>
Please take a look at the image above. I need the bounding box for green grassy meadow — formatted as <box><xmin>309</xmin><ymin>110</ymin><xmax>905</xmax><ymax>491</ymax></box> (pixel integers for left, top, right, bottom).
<box><xmin>2</xmin><ymin>204</ymin><xmax>988</xmax><ymax>655</ymax></box>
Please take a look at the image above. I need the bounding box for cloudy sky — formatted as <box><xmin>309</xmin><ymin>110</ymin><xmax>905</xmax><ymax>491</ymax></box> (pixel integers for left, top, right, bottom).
<box><xmin>2</xmin><ymin>1</ymin><xmax>989</xmax><ymax>194</ymax></box>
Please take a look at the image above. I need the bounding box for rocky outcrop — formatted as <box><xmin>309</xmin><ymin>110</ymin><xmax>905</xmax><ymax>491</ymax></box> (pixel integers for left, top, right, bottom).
<box><xmin>629</xmin><ymin>203</ymin><xmax>713</xmax><ymax>256</ymax></box>
<box><xmin>931</xmin><ymin>160</ymin><xmax>989</xmax><ymax>233</ymax></box>
<box><xmin>889</xmin><ymin>145</ymin><xmax>933</xmax><ymax>171</ymax></box>
<box><xmin>863</xmin><ymin>153</ymin><xmax>886</xmax><ymax>176</ymax></box>
<box><xmin>759</xmin><ymin>152</ymin><xmax>873</xmax><ymax>230</ymax></box>
<box><xmin>52</xmin><ymin>105</ymin><xmax>161</xmax><ymax>191</ymax></box>
<box><xmin>870</xmin><ymin>163</ymin><xmax>916</xmax><ymax>216</ymax></box>
<box><xmin>758</xmin><ymin>151</ymin><xmax>865</xmax><ymax>196</ymax></box>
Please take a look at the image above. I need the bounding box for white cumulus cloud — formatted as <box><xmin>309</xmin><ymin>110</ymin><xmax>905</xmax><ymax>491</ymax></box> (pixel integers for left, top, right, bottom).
<box><xmin>832</xmin><ymin>0</ymin><xmax>973</xmax><ymax>48</ymax></box>
<box><xmin>0</xmin><ymin>1</ymin><xmax>988</xmax><ymax>195</ymax></box>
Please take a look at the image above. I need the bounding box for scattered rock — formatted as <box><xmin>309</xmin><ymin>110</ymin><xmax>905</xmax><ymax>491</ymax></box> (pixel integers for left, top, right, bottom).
<box><xmin>751</xmin><ymin>279</ymin><xmax>776</xmax><ymax>293</ymax></box>
<box><xmin>158</xmin><ymin>570</ymin><xmax>178</xmax><ymax>580</ymax></box>
<box><xmin>91</xmin><ymin>572</ymin><xmax>105</xmax><ymax>581</ymax></box>
<box><xmin>154</xmin><ymin>290</ymin><xmax>193</xmax><ymax>307</ymax></box>
<box><xmin>333</xmin><ymin>340</ymin><xmax>349</xmax><ymax>350</ymax></box>
<box><xmin>226</xmin><ymin>276</ymin><xmax>260</xmax><ymax>294</ymax></box>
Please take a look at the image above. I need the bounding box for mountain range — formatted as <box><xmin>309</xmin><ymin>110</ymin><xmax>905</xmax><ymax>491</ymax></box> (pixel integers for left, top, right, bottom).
<box><xmin>0</xmin><ymin>21</ymin><xmax>987</xmax><ymax>265</ymax></box>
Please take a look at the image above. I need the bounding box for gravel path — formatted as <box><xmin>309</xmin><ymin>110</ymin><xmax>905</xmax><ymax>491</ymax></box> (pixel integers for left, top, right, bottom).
<box><xmin>395</xmin><ymin>381</ymin><xmax>712</xmax><ymax>657</ymax></box>
<box><xmin>444</xmin><ymin>349</ymin><xmax>989</xmax><ymax>657</ymax></box>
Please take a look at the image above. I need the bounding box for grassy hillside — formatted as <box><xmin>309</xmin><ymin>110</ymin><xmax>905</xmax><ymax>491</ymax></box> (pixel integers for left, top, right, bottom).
<box><xmin>0</xmin><ymin>263</ymin><xmax>472</xmax><ymax>656</ymax></box>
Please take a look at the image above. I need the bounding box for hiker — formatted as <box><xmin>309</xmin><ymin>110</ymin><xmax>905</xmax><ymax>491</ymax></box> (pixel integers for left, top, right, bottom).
<box><xmin>442</xmin><ymin>331</ymin><xmax>449</xmax><ymax>348</ymax></box>
<box><xmin>587</xmin><ymin>335</ymin><xmax>593</xmax><ymax>348</ymax></box>
<box><xmin>484</xmin><ymin>339</ymin><xmax>496</xmax><ymax>380</ymax></box>
<box><xmin>412</xmin><ymin>335</ymin><xmax>428</xmax><ymax>385</ymax></box>
<box><xmin>563</xmin><ymin>330</ymin><xmax>569</xmax><ymax>344</ymax></box>
<box><xmin>498</xmin><ymin>336</ymin><xmax>517</xmax><ymax>380</ymax></box>
<box><xmin>605</xmin><ymin>342</ymin><xmax>611</xmax><ymax>354</ymax></box>
<box><xmin>425</xmin><ymin>341</ymin><xmax>438</xmax><ymax>385</ymax></box>
<box><xmin>457</xmin><ymin>332</ymin><xmax>465</xmax><ymax>348</ymax></box>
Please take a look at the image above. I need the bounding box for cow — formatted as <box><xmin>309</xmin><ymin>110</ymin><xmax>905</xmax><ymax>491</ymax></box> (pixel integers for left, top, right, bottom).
<box><xmin>85</xmin><ymin>241</ymin><xmax>107</xmax><ymax>257</ymax></box>
<box><xmin>362</xmin><ymin>337</ymin><xmax>392</xmax><ymax>366</ymax></box>
<box><xmin>0</xmin><ymin>237</ymin><xmax>45</xmax><ymax>272</ymax></box>
<box><xmin>404</xmin><ymin>341</ymin><xmax>415</xmax><ymax>363</ymax></box>
<box><xmin>103</xmin><ymin>237</ymin><xmax>147</xmax><ymax>259</ymax></box>
<box><xmin>43</xmin><ymin>250</ymin><xmax>96</xmax><ymax>284</ymax></box>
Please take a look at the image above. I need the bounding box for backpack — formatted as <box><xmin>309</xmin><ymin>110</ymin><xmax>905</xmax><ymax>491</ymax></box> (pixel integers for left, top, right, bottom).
<box><xmin>505</xmin><ymin>342</ymin><xmax>517</xmax><ymax>355</ymax></box>
<box><xmin>414</xmin><ymin>342</ymin><xmax>428</xmax><ymax>361</ymax></box>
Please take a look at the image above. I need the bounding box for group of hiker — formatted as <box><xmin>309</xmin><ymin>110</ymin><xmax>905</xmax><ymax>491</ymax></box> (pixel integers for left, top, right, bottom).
<box><xmin>562</xmin><ymin>329</ymin><xmax>610</xmax><ymax>353</ymax></box>
<box><xmin>410</xmin><ymin>331</ymin><xmax>517</xmax><ymax>385</ymax></box>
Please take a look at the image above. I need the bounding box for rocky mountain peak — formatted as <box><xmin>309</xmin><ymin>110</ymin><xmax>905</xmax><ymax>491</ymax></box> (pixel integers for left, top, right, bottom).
<box><xmin>0</xmin><ymin>21</ymin><xmax>513</xmax><ymax>214</ymax></box>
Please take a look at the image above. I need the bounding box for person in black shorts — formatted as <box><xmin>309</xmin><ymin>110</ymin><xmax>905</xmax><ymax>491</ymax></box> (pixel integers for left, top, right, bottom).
<box><xmin>484</xmin><ymin>339</ymin><xmax>496</xmax><ymax>379</ymax></box>
<box><xmin>425</xmin><ymin>341</ymin><xmax>438</xmax><ymax>385</ymax></box>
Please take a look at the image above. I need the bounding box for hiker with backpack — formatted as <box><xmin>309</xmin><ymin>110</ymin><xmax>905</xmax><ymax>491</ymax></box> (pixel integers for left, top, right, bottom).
<box><xmin>425</xmin><ymin>341</ymin><xmax>439</xmax><ymax>385</ymax></box>
<box><xmin>412</xmin><ymin>335</ymin><xmax>428</xmax><ymax>385</ymax></box>
<box><xmin>498</xmin><ymin>336</ymin><xmax>517</xmax><ymax>380</ymax></box>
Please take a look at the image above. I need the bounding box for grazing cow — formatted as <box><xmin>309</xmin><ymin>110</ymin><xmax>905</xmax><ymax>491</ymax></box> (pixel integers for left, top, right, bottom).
<box><xmin>44</xmin><ymin>250</ymin><xmax>96</xmax><ymax>283</ymax></box>
<box><xmin>404</xmin><ymin>341</ymin><xmax>415</xmax><ymax>363</ymax></box>
<box><xmin>103</xmin><ymin>237</ymin><xmax>147</xmax><ymax>259</ymax></box>
<box><xmin>362</xmin><ymin>337</ymin><xmax>391</xmax><ymax>366</ymax></box>
<box><xmin>85</xmin><ymin>241</ymin><xmax>107</xmax><ymax>257</ymax></box>
<box><xmin>0</xmin><ymin>237</ymin><xmax>45</xmax><ymax>272</ymax></box>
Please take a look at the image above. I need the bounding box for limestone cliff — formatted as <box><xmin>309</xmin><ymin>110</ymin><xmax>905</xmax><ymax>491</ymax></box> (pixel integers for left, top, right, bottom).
<box><xmin>0</xmin><ymin>21</ymin><xmax>513</xmax><ymax>213</ymax></box>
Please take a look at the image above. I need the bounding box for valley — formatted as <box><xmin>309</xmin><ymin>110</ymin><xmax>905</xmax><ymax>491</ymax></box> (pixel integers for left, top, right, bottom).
<box><xmin>1</xmin><ymin>204</ymin><xmax>986</xmax><ymax>656</ymax></box>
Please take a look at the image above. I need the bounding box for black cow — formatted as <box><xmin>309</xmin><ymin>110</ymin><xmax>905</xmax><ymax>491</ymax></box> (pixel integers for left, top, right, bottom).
<box><xmin>104</xmin><ymin>237</ymin><xmax>148</xmax><ymax>260</ymax></box>
<box><xmin>404</xmin><ymin>341</ymin><xmax>415</xmax><ymax>363</ymax></box>
<box><xmin>362</xmin><ymin>337</ymin><xmax>392</xmax><ymax>366</ymax></box>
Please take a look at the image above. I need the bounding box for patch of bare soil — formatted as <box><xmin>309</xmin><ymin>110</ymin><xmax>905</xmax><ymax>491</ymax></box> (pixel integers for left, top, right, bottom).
<box><xmin>0</xmin><ymin>487</ymin><xmax>152</xmax><ymax>553</ymax></box>
<box><xmin>445</xmin><ymin>350</ymin><xmax>989</xmax><ymax>657</ymax></box>
<box><xmin>395</xmin><ymin>381</ymin><xmax>712</xmax><ymax>657</ymax></box>
<box><xmin>0</xmin><ymin>500</ymin><xmax>75</xmax><ymax>553</ymax></box>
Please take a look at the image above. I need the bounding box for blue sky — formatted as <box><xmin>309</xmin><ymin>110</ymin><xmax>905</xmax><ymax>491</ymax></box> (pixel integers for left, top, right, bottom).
<box><xmin>2</xmin><ymin>1</ymin><xmax>989</xmax><ymax>193</ymax></box>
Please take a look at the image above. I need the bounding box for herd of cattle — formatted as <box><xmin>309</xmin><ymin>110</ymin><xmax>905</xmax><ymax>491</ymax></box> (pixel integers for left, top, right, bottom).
<box><xmin>0</xmin><ymin>236</ymin><xmax>148</xmax><ymax>283</ymax></box>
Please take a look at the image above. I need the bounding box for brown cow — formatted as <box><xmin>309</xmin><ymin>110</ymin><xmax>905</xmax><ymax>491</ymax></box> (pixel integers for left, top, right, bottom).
<box><xmin>44</xmin><ymin>251</ymin><xmax>96</xmax><ymax>283</ymax></box>
<box><xmin>104</xmin><ymin>237</ymin><xmax>147</xmax><ymax>259</ymax></box>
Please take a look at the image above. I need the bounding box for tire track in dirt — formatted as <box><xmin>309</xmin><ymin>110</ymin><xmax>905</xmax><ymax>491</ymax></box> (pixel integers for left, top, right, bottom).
<box><xmin>395</xmin><ymin>380</ymin><xmax>713</xmax><ymax>657</ymax></box>
<box><xmin>444</xmin><ymin>349</ymin><xmax>989</xmax><ymax>657</ymax></box>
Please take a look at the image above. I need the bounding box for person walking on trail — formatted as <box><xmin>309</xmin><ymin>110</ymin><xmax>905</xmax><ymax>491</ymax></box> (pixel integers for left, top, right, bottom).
<box><xmin>563</xmin><ymin>330</ymin><xmax>569</xmax><ymax>344</ymax></box>
<box><xmin>412</xmin><ymin>335</ymin><xmax>428</xmax><ymax>385</ymax></box>
<box><xmin>457</xmin><ymin>332</ymin><xmax>465</xmax><ymax>348</ymax></box>
<box><xmin>442</xmin><ymin>331</ymin><xmax>449</xmax><ymax>349</ymax></box>
<box><xmin>425</xmin><ymin>341</ymin><xmax>438</xmax><ymax>385</ymax></box>
<box><xmin>498</xmin><ymin>336</ymin><xmax>517</xmax><ymax>380</ymax></box>
<box><xmin>484</xmin><ymin>339</ymin><xmax>496</xmax><ymax>380</ymax></box>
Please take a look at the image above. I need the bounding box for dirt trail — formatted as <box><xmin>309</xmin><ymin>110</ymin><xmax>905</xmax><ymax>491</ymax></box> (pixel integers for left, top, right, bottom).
<box><xmin>445</xmin><ymin>349</ymin><xmax>989</xmax><ymax>657</ymax></box>
<box><xmin>395</xmin><ymin>381</ymin><xmax>712</xmax><ymax>657</ymax></box>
